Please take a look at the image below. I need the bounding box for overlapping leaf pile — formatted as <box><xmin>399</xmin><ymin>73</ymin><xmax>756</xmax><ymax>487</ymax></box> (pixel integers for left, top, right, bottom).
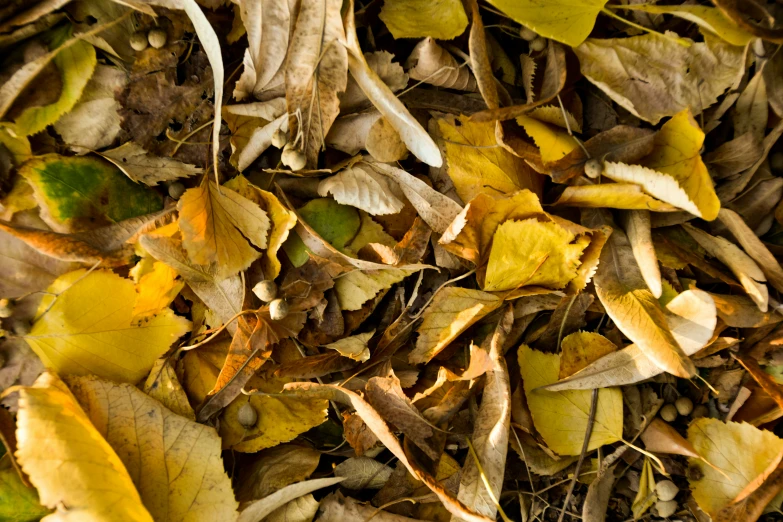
<box><xmin>1</xmin><ymin>0</ymin><xmax>783</xmax><ymax>520</ymax></box>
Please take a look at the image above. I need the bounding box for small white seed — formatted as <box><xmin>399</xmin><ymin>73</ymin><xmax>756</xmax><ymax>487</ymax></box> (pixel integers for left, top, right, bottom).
<box><xmin>585</xmin><ymin>158</ymin><xmax>603</xmax><ymax>178</ymax></box>
<box><xmin>0</xmin><ymin>299</ymin><xmax>14</xmax><ymax>319</ymax></box>
<box><xmin>529</xmin><ymin>36</ymin><xmax>547</xmax><ymax>52</ymax></box>
<box><xmin>237</xmin><ymin>402</ymin><xmax>258</xmax><ymax>428</ymax></box>
<box><xmin>771</xmin><ymin>152</ymin><xmax>783</xmax><ymax>172</ymax></box>
<box><xmin>675</xmin><ymin>396</ymin><xmax>694</xmax><ymax>416</ymax></box>
<box><xmin>660</xmin><ymin>404</ymin><xmax>678</xmax><ymax>422</ymax></box>
<box><xmin>148</xmin><ymin>28</ymin><xmax>168</xmax><ymax>49</ymax></box>
<box><xmin>281</xmin><ymin>147</ymin><xmax>306</xmax><ymax>171</ymax></box>
<box><xmin>130</xmin><ymin>31</ymin><xmax>149</xmax><ymax>51</ymax></box>
<box><xmin>168</xmin><ymin>181</ymin><xmax>186</xmax><ymax>200</ymax></box>
<box><xmin>519</xmin><ymin>26</ymin><xmax>538</xmax><ymax>41</ymax></box>
<box><xmin>655</xmin><ymin>480</ymin><xmax>679</xmax><ymax>502</ymax></box>
<box><xmin>252</xmin><ymin>280</ymin><xmax>277</xmax><ymax>302</ymax></box>
<box><xmin>692</xmin><ymin>404</ymin><xmax>708</xmax><ymax>419</ymax></box>
<box><xmin>269</xmin><ymin>298</ymin><xmax>289</xmax><ymax>321</ymax></box>
<box><xmin>654</xmin><ymin>499</ymin><xmax>677</xmax><ymax>518</ymax></box>
<box><xmin>271</xmin><ymin>128</ymin><xmax>288</xmax><ymax>149</ymax></box>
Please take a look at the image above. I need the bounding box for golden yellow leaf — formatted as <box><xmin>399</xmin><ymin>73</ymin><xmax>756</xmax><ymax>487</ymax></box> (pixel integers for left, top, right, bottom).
<box><xmin>15</xmin><ymin>372</ymin><xmax>154</xmax><ymax>522</ymax></box>
<box><xmin>410</xmin><ymin>287</ymin><xmax>502</xmax><ymax>364</ymax></box>
<box><xmin>334</xmin><ymin>268</ymin><xmax>414</xmax><ymax>311</ymax></box>
<box><xmin>143</xmin><ymin>357</ymin><xmax>195</xmax><ymax>420</ymax></box>
<box><xmin>603</xmin><ymin>109</ymin><xmax>720</xmax><ymax>220</ymax></box>
<box><xmin>559</xmin><ymin>331</ymin><xmax>617</xmax><ymax>380</ymax></box>
<box><xmin>486</xmin><ymin>0</ymin><xmax>608</xmax><ymax>47</ymax></box>
<box><xmin>379</xmin><ymin>0</ymin><xmax>468</xmax><ymax>40</ymax></box>
<box><xmin>688</xmin><ymin>418</ymin><xmax>783</xmax><ymax>517</ymax></box>
<box><xmin>323</xmin><ymin>330</ymin><xmax>375</xmax><ymax>362</ymax></box>
<box><xmin>483</xmin><ymin>219</ymin><xmax>588</xmax><ymax>292</ymax></box>
<box><xmin>132</xmin><ymin>261</ymin><xmax>184</xmax><ymax>321</ymax></box>
<box><xmin>224</xmin><ymin>175</ymin><xmax>296</xmax><ymax>280</ymax></box>
<box><xmin>519</xmin><ymin>345</ymin><xmax>623</xmax><ymax>456</ymax></box>
<box><xmin>437</xmin><ymin>116</ymin><xmax>542</xmax><ymax>203</ymax></box>
<box><xmin>178</xmin><ymin>180</ymin><xmax>270</xmax><ymax>279</ymax></box>
<box><xmin>552</xmin><ymin>183</ymin><xmax>678</xmax><ymax>211</ymax></box>
<box><xmin>25</xmin><ymin>270</ymin><xmax>191</xmax><ymax>384</ymax></box>
<box><xmin>516</xmin><ymin>115</ymin><xmax>579</xmax><ymax>164</ymax></box>
<box><xmin>68</xmin><ymin>375</ymin><xmax>238</xmax><ymax>522</ymax></box>
<box><xmin>632</xmin><ymin>458</ymin><xmax>657</xmax><ymax>519</ymax></box>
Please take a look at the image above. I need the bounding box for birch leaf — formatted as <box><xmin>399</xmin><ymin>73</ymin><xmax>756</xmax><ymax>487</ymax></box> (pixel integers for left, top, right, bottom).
<box><xmin>485</xmin><ymin>0</ymin><xmax>608</xmax><ymax>47</ymax></box>
<box><xmin>621</xmin><ymin>210</ymin><xmax>662</xmax><ymax>298</ymax></box>
<box><xmin>99</xmin><ymin>142</ymin><xmax>202</xmax><ymax>187</ymax></box>
<box><xmin>603</xmin><ymin>110</ymin><xmax>720</xmax><ymax>221</ymax></box>
<box><xmin>406</xmin><ymin>38</ymin><xmax>477</xmax><ymax>91</ymax></box>
<box><xmin>559</xmin><ymin>331</ymin><xmax>618</xmax><ymax>380</ymax></box>
<box><xmin>688</xmin><ymin>418</ymin><xmax>783</xmax><ymax>518</ymax></box>
<box><xmin>574</xmin><ymin>33</ymin><xmax>744</xmax><ymax>124</ymax></box>
<box><xmin>24</xmin><ymin>269</ymin><xmax>190</xmax><ymax>384</ymax></box>
<box><xmin>588</xmin><ymin>211</ymin><xmax>696</xmax><ymax>378</ymax></box>
<box><xmin>553</xmin><ymin>183</ymin><xmax>676</xmax><ymax>211</ymax></box>
<box><xmin>15</xmin><ymin>373</ymin><xmax>154</xmax><ymax>522</ymax></box>
<box><xmin>265</xmin><ymin>495</ymin><xmax>318</xmax><ymax>522</ymax></box>
<box><xmin>323</xmin><ymin>330</ymin><xmax>374</xmax><ymax>362</ymax></box>
<box><xmin>237</xmin><ymin>478</ymin><xmax>344</xmax><ymax>522</ymax></box>
<box><xmin>335</xmin><ymin>268</ymin><xmax>415</xmax><ymax>310</ymax></box>
<box><xmin>67</xmin><ymin>375</ymin><xmax>238</xmax><ymax>522</ymax></box>
<box><xmin>285</xmin><ymin>0</ymin><xmax>348</xmax><ymax>167</ymax></box>
<box><xmin>519</xmin><ymin>344</ymin><xmax>624</xmax><ymax>456</ymax></box>
<box><xmin>318</xmin><ymin>164</ymin><xmax>405</xmax><ymax>216</ymax></box>
<box><xmin>132</xmin><ymin>261</ymin><xmax>184</xmax><ymax>321</ymax></box>
<box><xmin>379</xmin><ymin>0</ymin><xmax>468</xmax><ymax>40</ymax></box>
<box><xmin>516</xmin><ymin>115</ymin><xmax>579</xmax><ymax>164</ymax></box>
<box><xmin>178</xmin><ymin>180</ymin><xmax>270</xmax><ymax>280</ymax></box>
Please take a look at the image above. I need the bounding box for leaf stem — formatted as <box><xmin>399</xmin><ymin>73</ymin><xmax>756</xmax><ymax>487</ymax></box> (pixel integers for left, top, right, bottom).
<box><xmin>600</xmin><ymin>8</ymin><xmax>691</xmax><ymax>47</ymax></box>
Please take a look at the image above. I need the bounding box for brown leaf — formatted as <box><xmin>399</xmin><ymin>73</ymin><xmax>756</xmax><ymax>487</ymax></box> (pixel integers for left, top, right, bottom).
<box><xmin>714</xmin><ymin>465</ymin><xmax>783</xmax><ymax>522</ymax></box>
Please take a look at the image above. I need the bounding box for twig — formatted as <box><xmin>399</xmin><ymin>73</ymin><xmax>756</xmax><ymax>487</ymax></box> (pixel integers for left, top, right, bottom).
<box><xmin>557</xmin><ymin>388</ymin><xmax>598</xmax><ymax>522</ymax></box>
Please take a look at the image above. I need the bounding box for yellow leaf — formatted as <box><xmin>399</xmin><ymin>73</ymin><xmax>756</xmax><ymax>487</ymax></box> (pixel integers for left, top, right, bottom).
<box><xmin>486</xmin><ymin>0</ymin><xmax>608</xmax><ymax>47</ymax></box>
<box><xmin>483</xmin><ymin>219</ymin><xmax>588</xmax><ymax>292</ymax></box>
<box><xmin>437</xmin><ymin>116</ymin><xmax>542</xmax><ymax>203</ymax></box>
<box><xmin>519</xmin><ymin>345</ymin><xmax>623</xmax><ymax>456</ymax></box>
<box><xmin>67</xmin><ymin>375</ymin><xmax>237</xmax><ymax>522</ymax></box>
<box><xmin>15</xmin><ymin>372</ymin><xmax>154</xmax><ymax>522</ymax></box>
<box><xmin>178</xmin><ymin>180</ymin><xmax>270</xmax><ymax>279</ymax></box>
<box><xmin>224</xmin><ymin>175</ymin><xmax>296</xmax><ymax>280</ymax></box>
<box><xmin>617</xmin><ymin>4</ymin><xmax>754</xmax><ymax>46</ymax></box>
<box><xmin>25</xmin><ymin>270</ymin><xmax>191</xmax><ymax>384</ymax></box>
<box><xmin>552</xmin><ymin>183</ymin><xmax>678</xmax><ymax>211</ymax></box>
<box><xmin>632</xmin><ymin>458</ymin><xmax>657</xmax><ymax>519</ymax></box>
<box><xmin>559</xmin><ymin>331</ymin><xmax>617</xmax><ymax>379</ymax></box>
<box><xmin>529</xmin><ymin>105</ymin><xmax>582</xmax><ymax>133</ymax></box>
<box><xmin>143</xmin><ymin>357</ymin><xmax>195</xmax><ymax>420</ymax></box>
<box><xmin>334</xmin><ymin>268</ymin><xmax>414</xmax><ymax>311</ymax></box>
<box><xmin>379</xmin><ymin>0</ymin><xmax>468</xmax><ymax>40</ymax></box>
<box><xmin>323</xmin><ymin>330</ymin><xmax>375</xmax><ymax>362</ymax></box>
<box><xmin>516</xmin><ymin>115</ymin><xmax>579</xmax><ymax>164</ymax></box>
<box><xmin>410</xmin><ymin>287</ymin><xmax>502</xmax><ymax>364</ymax></box>
<box><xmin>604</xmin><ymin>111</ymin><xmax>719</xmax><ymax>220</ymax></box>
<box><xmin>132</xmin><ymin>261</ymin><xmax>184</xmax><ymax>321</ymax></box>
<box><xmin>688</xmin><ymin>418</ymin><xmax>783</xmax><ymax>517</ymax></box>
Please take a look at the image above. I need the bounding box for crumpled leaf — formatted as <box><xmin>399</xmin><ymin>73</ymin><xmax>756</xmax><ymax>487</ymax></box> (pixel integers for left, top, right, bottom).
<box><xmin>318</xmin><ymin>164</ymin><xmax>405</xmax><ymax>216</ymax></box>
<box><xmin>519</xmin><ymin>344</ymin><xmax>623</xmax><ymax>456</ymax></box>
<box><xmin>131</xmin><ymin>260</ymin><xmax>184</xmax><ymax>321</ymax></box>
<box><xmin>603</xmin><ymin>109</ymin><xmax>720</xmax><ymax>221</ymax></box>
<box><xmin>178</xmin><ymin>180</ymin><xmax>270</xmax><ymax>280</ymax></box>
<box><xmin>688</xmin><ymin>418</ymin><xmax>783</xmax><ymax>518</ymax></box>
<box><xmin>379</xmin><ymin>0</ymin><xmax>467</xmax><ymax>40</ymax></box>
<box><xmin>14</xmin><ymin>372</ymin><xmax>154</xmax><ymax>521</ymax></box>
<box><xmin>237</xmin><ymin>477</ymin><xmax>344</xmax><ymax>522</ymax></box>
<box><xmin>68</xmin><ymin>375</ymin><xmax>238</xmax><ymax>522</ymax></box>
<box><xmin>486</xmin><ymin>0</ymin><xmax>608</xmax><ymax>47</ymax></box>
<box><xmin>334</xmin><ymin>268</ymin><xmax>414</xmax><ymax>311</ymax></box>
<box><xmin>632</xmin><ymin>458</ymin><xmax>656</xmax><ymax>519</ymax></box>
<box><xmin>318</xmin><ymin>491</ymin><xmax>427</xmax><ymax>522</ymax></box>
<box><xmin>19</xmin><ymin>154</ymin><xmax>163</xmax><ymax>233</ymax></box>
<box><xmin>323</xmin><ymin>330</ymin><xmax>374</xmax><ymax>362</ymax></box>
<box><xmin>234</xmin><ymin>444</ymin><xmax>321</xmax><ymax>501</ymax></box>
<box><xmin>334</xmin><ymin>457</ymin><xmax>393</xmax><ymax>489</ymax></box>
<box><xmin>99</xmin><ymin>142</ymin><xmax>202</xmax><ymax>187</ymax></box>
<box><xmin>24</xmin><ymin>269</ymin><xmax>190</xmax><ymax>384</ymax></box>
<box><xmin>405</xmin><ymin>38</ymin><xmax>476</xmax><ymax>91</ymax></box>
<box><xmin>574</xmin><ymin>33</ymin><xmax>744</xmax><ymax>124</ymax></box>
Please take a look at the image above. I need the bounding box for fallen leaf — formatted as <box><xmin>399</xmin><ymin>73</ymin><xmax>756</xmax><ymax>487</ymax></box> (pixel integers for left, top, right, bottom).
<box><xmin>552</xmin><ymin>183</ymin><xmax>677</xmax><ymax>212</ymax></box>
<box><xmin>99</xmin><ymin>142</ymin><xmax>202</xmax><ymax>187</ymax></box>
<box><xmin>238</xmin><ymin>477</ymin><xmax>344</xmax><ymax>522</ymax></box>
<box><xmin>334</xmin><ymin>457</ymin><xmax>393</xmax><ymax>489</ymax></box>
<box><xmin>631</xmin><ymin>458</ymin><xmax>656</xmax><ymax>519</ymax></box>
<box><xmin>24</xmin><ymin>269</ymin><xmax>190</xmax><ymax>384</ymax></box>
<box><xmin>621</xmin><ymin>210</ymin><xmax>662</xmax><ymax>298</ymax></box>
<box><xmin>379</xmin><ymin>0</ymin><xmax>468</xmax><ymax>40</ymax></box>
<box><xmin>14</xmin><ymin>372</ymin><xmax>154</xmax><ymax>521</ymax></box>
<box><xmin>323</xmin><ymin>330</ymin><xmax>374</xmax><ymax>362</ymax></box>
<box><xmin>142</xmin><ymin>356</ymin><xmax>194</xmax><ymax>420</ymax></box>
<box><xmin>265</xmin><ymin>494</ymin><xmax>319</xmax><ymax>522</ymax></box>
<box><xmin>405</xmin><ymin>38</ymin><xmax>477</xmax><ymax>91</ymax></box>
<box><xmin>516</xmin><ymin>115</ymin><xmax>578</xmax><ymax>164</ymax></box>
<box><xmin>714</xmin><ymin>465</ymin><xmax>783</xmax><ymax>522</ymax></box>
<box><xmin>718</xmin><ymin>208</ymin><xmax>783</xmax><ymax>294</ymax></box>
<box><xmin>641</xmin><ymin>418</ymin><xmax>703</xmax><ymax>460</ymax></box>
<box><xmin>234</xmin><ymin>444</ymin><xmax>321</xmax><ymax>501</ymax></box>
<box><xmin>519</xmin><ymin>344</ymin><xmax>623</xmax><ymax>456</ymax></box>
<box><xmin>318</xmin><ymin>164</ymin><xmax>405</xmax><ymax>216</ymax></box>
<box><xmin>559</xmin><ymin>331</ymin><xmax>617</xmax><ymax>379</ymax></box>
<box><xmin>318</xmin><ymin>491</ymin><xmax>428</xmax><ymax>522</ymax></box>
<box><xmin>0</xmin><ymin>455</ymin><xmax>50</xmax><ymax>521</ymax></box>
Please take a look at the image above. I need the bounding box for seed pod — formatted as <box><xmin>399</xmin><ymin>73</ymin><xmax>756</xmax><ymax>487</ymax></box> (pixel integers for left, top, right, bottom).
<box><xmin>237</xmin><ymin>402</ymin><xmax>258</xmax><ymax>428</ymax></box>
<box><xmin>654</xmin><ymin>499</ymin><xmax>677</xmax><ymax>518</ymax></box>
<box><xmin>675</xmin><ymin>396</ymin><xmax>694</xmax><ymax>416</ymax></box>
<box><xmin>655</xmin><ymin>480</ymin><xmax>678</xmax><ymax>501</ymax></box>
<box><xmin>130</xmin><ymin>31</ymin><xmax>149</xmax><ymax>52</ymax></box>
<box><xmin>269</xmin><ymin>298</ymin><xmax>289</xmax><ymax>321</ymax></box>
<box><xmin>148</xmin><ymin>28</ymin><xmax>168</xmax><ymax>49</ymax></box>
<box><xmin>0</xmin><ymin>299</ymin><xmax>14</xmax><ymax>319</ymax></box>
<box><xmin>281</xmin><ymin>146</ymin><xmax>306</xmax><ymax>171</ymax></box>
<box><xmin>529</xmin><ymin>36</ymin><xmax>547</xmax><ymax>52</ymax></box>
<box><xmin>585</xmin><ymin>158</ymin><xmax>603</xmax><ymax>178</ymax></box>
<box><xmin>271</xmin><ymin>128</ymin><xmax>288</xmax><ymax>149</ymax></box>
<box><xmin>519</xmin><ymin>26</ymin><xmax>537</xmax><ymax>41</ymax></box>
<box><xmin>252</xmin><ymin>280</ymin><xmax>277</xmax><ymax>302</ymax></box>
<box><xmin>168</xmin><ymin>181</ymin><xmax>186</xmax><ymax>200</ymax></box>
<box><xmin>660</xmin><ymin>404</ymin><xmax>678</xmax><ymax>422</ymax></box>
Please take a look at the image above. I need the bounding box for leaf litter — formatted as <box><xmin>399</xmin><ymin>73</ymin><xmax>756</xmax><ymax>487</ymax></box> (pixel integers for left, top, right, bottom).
<box><xmin>1</xmin><ymin>0</ymin><xmax>783</xmax><ymax>521</ymax></box>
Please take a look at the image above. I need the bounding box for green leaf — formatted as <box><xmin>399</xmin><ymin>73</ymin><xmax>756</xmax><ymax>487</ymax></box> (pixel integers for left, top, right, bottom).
<box><xmin>15</xmin><ymin>34</ymin><xmax>97</xmax><ymax>136</ymax></box>
<box><xmin>282</xmin><ymin>198</ymin><xmax>361</xmax><ymax>267</ymax></box>
<box><xmin>0</xmin><ymin>457</ymin><xmax>50</xmax><ymax>522</ymax></box>
<box><xmin>486</xmin><ymin>0</ymin><xmax>608</xmax><ymax>47</ymax></box>
<box><xmin>19</xmin><ymin>154</ymin><xmax>163</xmax><ymax>233</ymax></box>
